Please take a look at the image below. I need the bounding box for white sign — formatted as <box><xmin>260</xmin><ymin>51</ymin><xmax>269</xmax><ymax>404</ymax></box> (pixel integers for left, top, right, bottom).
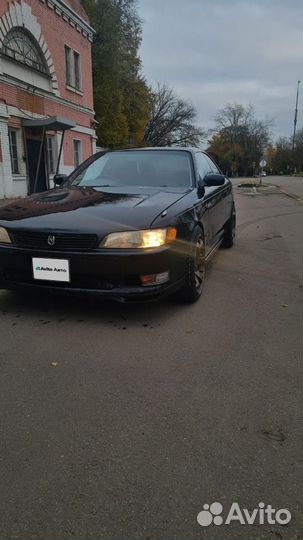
<box><xmin>259</xmin><ymin>159</ymin><xmax>267</xmax><ymax>168</ymax></box>
<box><xmin>32</xmin><ymin>258</ymin><xmax>70</xmax><ymax>282</ymax></box>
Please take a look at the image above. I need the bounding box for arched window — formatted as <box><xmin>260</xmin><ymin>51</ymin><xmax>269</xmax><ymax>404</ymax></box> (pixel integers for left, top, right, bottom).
<box><xmin>2</xmin><ymin>28</ymin><xmax>48</xmax><ymax>75</ymax></box>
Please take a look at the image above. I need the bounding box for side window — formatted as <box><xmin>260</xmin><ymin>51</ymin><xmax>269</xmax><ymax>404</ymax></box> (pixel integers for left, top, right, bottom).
<box><xmin>195</xmin><ymin>152</ymin><xmax>212</xmax><ymax>179</ymax></box>
<box><xmin>204</xmin><ymin>154</ymin><xmax>220</xmax><ymax>174</ymax></box>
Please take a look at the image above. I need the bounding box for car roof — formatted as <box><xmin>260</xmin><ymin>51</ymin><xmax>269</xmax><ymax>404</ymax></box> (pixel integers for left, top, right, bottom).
<box><xmin>107</xmin><ymin>147</ymin><xmax>203</xmax><ymax>155</ymax></box>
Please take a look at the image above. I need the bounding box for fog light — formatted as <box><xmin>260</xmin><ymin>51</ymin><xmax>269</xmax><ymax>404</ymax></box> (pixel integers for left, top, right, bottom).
<box><xmin>140</xmin><ymin>271</ymin><xmax>170</xmax><ymax>286</ymax></box>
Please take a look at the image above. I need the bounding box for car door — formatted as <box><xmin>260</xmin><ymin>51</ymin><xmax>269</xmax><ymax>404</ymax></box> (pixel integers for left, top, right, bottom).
<box><xmin>205</xmin><ymin>154</ymin><xmax>233</xmax><ymax>230</ymax></box>
<box><xmin>194</xmin><ymin>152</ymin><xmax>213</xmax><ymax>251</ymax></box>
<box><xmin>196</xmin><ymin>152</ymin><xmax>224</xmax><ymax>245</ymax></box>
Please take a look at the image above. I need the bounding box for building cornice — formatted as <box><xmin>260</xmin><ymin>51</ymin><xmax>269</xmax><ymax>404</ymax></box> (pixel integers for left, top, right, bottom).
<box><xmin>39</xmin><ymin>0</ymin><xmax>95</xmax><ymax>42</ymax></box>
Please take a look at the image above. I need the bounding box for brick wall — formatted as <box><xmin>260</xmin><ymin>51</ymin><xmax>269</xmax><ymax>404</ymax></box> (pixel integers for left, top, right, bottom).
<box><xmin>0</xmin><ymin>82</ymin><xmax>94</xmax><ymax>128</ymax></box>
<box><xmin>0</xmin><ymin>0</ymin><xmax>94</xmax><ymax>110</ymax></box>
<box><xmin>63</xmin><ymin>130</ymin><xmax>90</xmax><ymax>166</ymax></box>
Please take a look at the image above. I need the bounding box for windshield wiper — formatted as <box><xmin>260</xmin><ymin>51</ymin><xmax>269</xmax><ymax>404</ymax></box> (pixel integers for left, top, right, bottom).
<box><xmin>83</xmin><ymin>184</ymin><xmax>112</xmax><ymax>187</ymax></box>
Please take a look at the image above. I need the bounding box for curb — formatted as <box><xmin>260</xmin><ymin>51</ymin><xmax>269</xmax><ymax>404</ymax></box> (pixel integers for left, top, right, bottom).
<box><xmin>264</xmin><ymin>183</ymin><xmax>303</xmax><ymax>204</ymax></box>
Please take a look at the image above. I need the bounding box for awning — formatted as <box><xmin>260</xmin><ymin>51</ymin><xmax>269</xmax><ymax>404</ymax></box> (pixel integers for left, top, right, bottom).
<box><xmin>22</xmin><ymin>116</ymin><xmax>76</xmax><ymax>131</ymax></box>
<box><xmin>22</xmin><ymin>116</ymin><xmax>77</xmax><ymax>193</ymax></box>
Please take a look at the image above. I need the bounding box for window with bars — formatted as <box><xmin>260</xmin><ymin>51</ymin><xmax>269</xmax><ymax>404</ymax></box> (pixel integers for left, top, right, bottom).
<box><xmin>46</xmin><ymin>136</ymin><xmax>56</xmax><ymax>174</ymax></box>
<box><xmin>2</xmin><ymin>28</ymin><xmax>48</xmax><ymax>75</ymax></box>
<box><xmin>8</xmin><ymin>129</ymin><xmax>19</xmax><ymax>174</ymax></box>
<box><xmin>73</xmin><ymin>140</ymin><xmax>82</xmax><ymax>168</ymax></box>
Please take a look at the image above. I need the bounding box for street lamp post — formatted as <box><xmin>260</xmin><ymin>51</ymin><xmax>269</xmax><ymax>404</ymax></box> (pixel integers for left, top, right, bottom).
<box><xmin>292</xmin><ymin>80</ymin><xmax>301</xmax><ymax>151</ymax></box>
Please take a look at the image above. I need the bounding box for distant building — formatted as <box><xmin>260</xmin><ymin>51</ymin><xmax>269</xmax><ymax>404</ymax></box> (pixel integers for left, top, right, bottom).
<box><xmin>0</xmin><ymin>0</ymin><xmax>96</xmax><ymax>198</ymax></box>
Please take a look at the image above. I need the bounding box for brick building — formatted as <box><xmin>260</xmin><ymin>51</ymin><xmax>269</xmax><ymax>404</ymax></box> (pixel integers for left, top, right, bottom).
<box><xmin>0</xmin><ymin>0</ymin><xmax>96</xmax><ymax>199</ymax></box>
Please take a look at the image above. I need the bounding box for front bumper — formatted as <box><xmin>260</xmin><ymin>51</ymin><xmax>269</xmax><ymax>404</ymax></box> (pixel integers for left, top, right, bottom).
<box><xmin>0</xmin><ymin>244</ymin><xmax>185</xmax><ymax>302</ymax></box>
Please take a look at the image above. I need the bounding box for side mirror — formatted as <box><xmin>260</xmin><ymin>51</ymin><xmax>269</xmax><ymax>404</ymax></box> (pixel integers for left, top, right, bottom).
<box><xmin>53</xmin><ymin>173</ymin><xmax>67</xmax><ymax>187</ymax></box>
<box><xmin>204</xmin><ymin>173</ymin><xmax>226</xmax><ymax>187</ymax></box>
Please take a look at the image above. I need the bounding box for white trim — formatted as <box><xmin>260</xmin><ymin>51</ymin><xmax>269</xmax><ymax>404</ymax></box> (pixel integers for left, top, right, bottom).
<box><xmin>12</xmin><ymin>175</ymin><xmax>27</xmax><ymax>181</ymax></box>
<box><xmin>66</xmin><ymin>84</ymin><xmax>83</xmax><ymax>96</ymax></box>
<box><xmin>71</xmin><ymin>125</ymin><xmax>95</xmax><ymax>137</ymax></box>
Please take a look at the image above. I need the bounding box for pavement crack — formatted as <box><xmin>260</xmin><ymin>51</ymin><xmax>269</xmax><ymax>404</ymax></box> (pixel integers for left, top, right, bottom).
<box><xmin>261</xmin><ymin>429</ymin><xmax>287</xmax><ymax>444</ymax></box>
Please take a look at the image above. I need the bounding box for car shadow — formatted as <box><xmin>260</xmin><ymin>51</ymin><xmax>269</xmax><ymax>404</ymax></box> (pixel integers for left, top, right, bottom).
<box><xmin>0</xmin><ymin>288</ymin><xmax>180</xmax><ymax>328</ymax></box>
<box><xmin>0</xmin><ymin>254</ymin><xmax>223</xmax><ymax>328</ymax></box>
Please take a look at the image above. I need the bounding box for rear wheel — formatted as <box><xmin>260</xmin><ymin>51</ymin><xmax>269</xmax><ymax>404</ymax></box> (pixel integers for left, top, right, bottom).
<box><xmin>176</xmin><ymin>227</ymin><xmax>205</xmax><ymax>303</ymax></box>
<box><xmin>221</xmin><ymin>203</ymin><xmax>236</xmax><ymax>248</ymax></box>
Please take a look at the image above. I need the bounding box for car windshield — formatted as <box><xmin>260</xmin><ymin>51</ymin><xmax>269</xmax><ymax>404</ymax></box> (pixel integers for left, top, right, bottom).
<box><xmin>70</xmin><ymin>150</ymin><xmax>193</xmax><ymax>188</ymax></box>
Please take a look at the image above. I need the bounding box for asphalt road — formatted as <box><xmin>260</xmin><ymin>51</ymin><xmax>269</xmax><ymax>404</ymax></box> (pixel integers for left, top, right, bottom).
<box><xmin>234</xmin><ymin>175</ymin><xmax>303</xmax><ymax>201</ymax></box>
<box><xmin>264</xmin><ymin>175</ymin><xmax>303</xmax><ymax>200</ymax></box>
<box><xmin>0</xmin><ymin>183</ymin><xmax>302</xmax><ymax>540</ymax></box>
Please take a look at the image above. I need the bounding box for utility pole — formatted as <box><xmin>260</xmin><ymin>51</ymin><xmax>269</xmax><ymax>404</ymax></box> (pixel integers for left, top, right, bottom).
<box><xmin>292</xmin><ymin>80</ymin><xmax>301</xmax><ymax>151</ymax></box>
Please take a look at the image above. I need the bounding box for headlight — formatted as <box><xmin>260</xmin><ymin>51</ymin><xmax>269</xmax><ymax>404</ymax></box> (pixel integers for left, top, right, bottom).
<box><xmin>100</xmin><ymin>228</ymin><xmax>177</xmax><ymax>249</ymax></box>
<box><xmin>0</xmin><ymin>227</ymin><xmax>11</xmax><ymax>244</ymax></box>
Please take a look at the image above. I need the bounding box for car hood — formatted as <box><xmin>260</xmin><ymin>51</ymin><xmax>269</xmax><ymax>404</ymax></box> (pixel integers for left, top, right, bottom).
<box><xmin>0</xmin><ymin>186</ymin><xmax>190</xmax><ymax>234</ymax></box>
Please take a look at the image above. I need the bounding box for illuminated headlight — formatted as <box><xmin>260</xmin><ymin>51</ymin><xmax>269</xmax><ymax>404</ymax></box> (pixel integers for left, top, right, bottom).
<box><xmin>100</xmin><ymin>228</ymin><xmax>177</xmax><ymax>249</ymax></box>
<box><xmin>0</xmin><ymin>227</ymin><xmax>11</xmax><ymax>244</ymax></box>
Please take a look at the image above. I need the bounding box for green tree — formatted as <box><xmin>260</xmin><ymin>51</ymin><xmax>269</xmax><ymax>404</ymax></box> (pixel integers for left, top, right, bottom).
<box><xmin>82</xmin><ymin>0</ymin><xmax>150</xmax><ymax>148</ymax></box>
<box><xmin>293</xmin><ymin>128</ymin><xmax>303</xmax><ymax>172</ymax></box>
<box><xmin>271</xmin><ymin>137</ymin><xmax>293</xmax><ymax>174</ymax></box>
<box><xmin>267</xmin><ymin>129</ymin><xmax>303</xmax><ymax>175</ymax></box>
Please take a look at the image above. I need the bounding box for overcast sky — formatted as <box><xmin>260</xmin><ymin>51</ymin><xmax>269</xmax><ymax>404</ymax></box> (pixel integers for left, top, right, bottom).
<box><xmin>138</xmin><ymin>0</ymin><xmax>303</xmax><ymax>141</ymax></box>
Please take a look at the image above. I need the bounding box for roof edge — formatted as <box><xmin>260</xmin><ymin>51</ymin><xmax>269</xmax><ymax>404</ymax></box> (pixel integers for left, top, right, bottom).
<box><xmin>41</xmin><ymin>0</ymin><xmax>95</xmax><ymax>39</ymax></box>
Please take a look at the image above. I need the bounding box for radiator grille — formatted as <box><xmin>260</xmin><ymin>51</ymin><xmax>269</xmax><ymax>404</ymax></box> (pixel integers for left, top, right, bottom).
<box><xmin>11</xmin><ymin>231</ymin><xmax>99</xmax><ymax>252</ymax></box>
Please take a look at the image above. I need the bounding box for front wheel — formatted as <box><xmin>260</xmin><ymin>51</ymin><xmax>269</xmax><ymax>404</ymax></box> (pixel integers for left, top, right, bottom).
<box><xmin>175</xmin><ymin>227</ymin><xmax>206</xmax><ymax>303</ymax></box>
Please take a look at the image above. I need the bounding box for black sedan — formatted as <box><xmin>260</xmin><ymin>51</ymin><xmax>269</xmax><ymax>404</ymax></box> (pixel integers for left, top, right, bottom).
<box><xmin>0</xmin><ymin>148</ymin><xmax>235</xmax><ymax>303</ymax></box>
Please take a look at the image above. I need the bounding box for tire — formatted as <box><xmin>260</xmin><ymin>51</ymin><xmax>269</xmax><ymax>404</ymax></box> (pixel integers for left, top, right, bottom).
<box><xmin>176</xmin><ymin>227</ymin><xmax>206</xmax><ymax>303</ymax></box>
<box><xmin>221</xmin><ymin>203</ymin><xmax>236</xmax><ymax>248</ymax></box>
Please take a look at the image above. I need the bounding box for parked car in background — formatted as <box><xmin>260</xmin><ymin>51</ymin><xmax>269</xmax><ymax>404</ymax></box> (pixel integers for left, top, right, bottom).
<box><xmin>0</xmin><ymin>148</ymin><xmax>235</xmax><ymax>303</ymax></box>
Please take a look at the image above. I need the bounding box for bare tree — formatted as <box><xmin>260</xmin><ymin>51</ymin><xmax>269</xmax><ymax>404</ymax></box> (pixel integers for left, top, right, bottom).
<box><xmin>143</xmin><ymin>84</ymin><xmax>205</xmax><ymax>147</ymax></box>
<box><xmin>209</xmin><ymin>103</ymin><xmax>272</xmax><ymax>175</ymax></box>
<box><xmin>215</xmin><ymin>103</ymin><xmax>254</xmax><ymax>133</ymax></box>
<box><xmin>215</xmin><ymin>103</ymin><xmax>272</xmax><ymax>152</ymax></box>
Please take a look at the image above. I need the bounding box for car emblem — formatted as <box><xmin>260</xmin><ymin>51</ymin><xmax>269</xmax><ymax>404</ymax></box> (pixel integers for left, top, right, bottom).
<box><xmin>47</xmin><ymin>235</ymin><xmax>56</xmax><ymax>246</ymax></box>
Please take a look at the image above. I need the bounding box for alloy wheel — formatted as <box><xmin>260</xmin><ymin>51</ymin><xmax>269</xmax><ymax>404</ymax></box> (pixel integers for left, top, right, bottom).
<box><xmin>194</xmin><ymin>238</ymin><xmax>205</xmax><ymax>292</ymax></box>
